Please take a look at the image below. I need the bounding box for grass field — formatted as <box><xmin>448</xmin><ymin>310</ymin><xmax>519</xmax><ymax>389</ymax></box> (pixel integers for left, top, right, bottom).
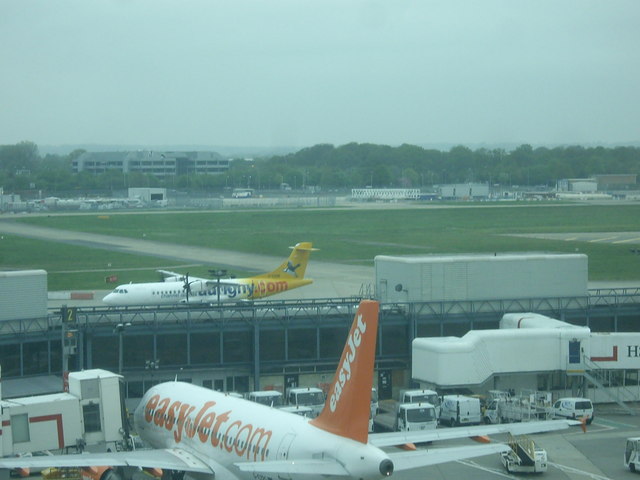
<box><xmin>3</xmin><ymin>203</ymin><xmax>640</xmax><ymax>290</ymax></box>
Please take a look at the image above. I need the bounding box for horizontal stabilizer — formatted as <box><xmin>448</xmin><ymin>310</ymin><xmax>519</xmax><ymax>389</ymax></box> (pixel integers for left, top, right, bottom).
<box><xmin>235</xmin><ymin>459</ymin><xmax>348</xmax><ymax>476</ymax></box>
<box><xmin>390</xmin><ymin>443</ymin><xmax>510</xmax><ymax>471</ymax></box>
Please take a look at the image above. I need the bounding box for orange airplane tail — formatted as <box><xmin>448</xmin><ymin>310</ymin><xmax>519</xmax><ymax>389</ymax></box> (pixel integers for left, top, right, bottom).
<box><xmin>310</xmin><ymin>300</ymin><xmax>379</xmax><ymax>444</ymax></box>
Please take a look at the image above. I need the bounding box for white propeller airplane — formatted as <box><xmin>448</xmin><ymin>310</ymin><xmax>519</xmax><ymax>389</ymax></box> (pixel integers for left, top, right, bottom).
<box><xmin>102</xmin><ymin>242</ymin><xmax>316</xmax><ymax>306</ymax></box>
<box><xmin>0</xmin><ymin>300</ymin><xmax>581</xmax><ymax>480</ymax></box>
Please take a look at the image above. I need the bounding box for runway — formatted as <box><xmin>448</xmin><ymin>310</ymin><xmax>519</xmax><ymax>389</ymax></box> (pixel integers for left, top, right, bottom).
<box><xmin>510</xmin><ymin>231</ymin><xmax>640</xmax><ymax>246</ymax></box>
<box><xmin>0</xmin><ymin>218</ymin><xmax>374</xmax><ymax>302</ymax></box>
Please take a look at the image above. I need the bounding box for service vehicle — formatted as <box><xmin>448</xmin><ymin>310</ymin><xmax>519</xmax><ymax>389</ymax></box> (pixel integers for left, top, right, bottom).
<box><xmin>400</xmin><ymin>389</ymin><xmax>441</xmax><ymax>417</ymax></box>
<box><xmin>371</xmin><ymin>387</ymin><xmax>379</xmax><ymax>417</ymax></box>
<box><xmin>440</xmin><ymin>395</ymin><xmax>481</xmax><ymax>426</ymax></box>
<box><xmin>484</xmin><ymin>390</ymin><xmax>552</xmax><ymax>424</ymax></box>
<box><xmin>279</xmin><ymin>405</ymin><xmax>313</xmax><ymax>417</ymax></box>
<box><xmin>246</xmin><ymin>390</ymin><xmax>283</xmax><ymax>407</ymax></box>
<box><xmin>285</xmin><ymin>386</ymin><xmax>325</xmax><ymax>417</ymax></box>
<box><xmin>396</xmin><ymin>403</ymin><xmax>438</xmax><ymax>432</ymax></box>
<box><xmin>551</xmin><ymin>397</ymin><xmax>594</xmax><ymax>424</ymax></box>
<box><xmin>501</xmin><ymin>434</ymin><xmax>547</xmax><ymax>473</ymax></box>
<box><xmin>625</xmin><ymin>437</ymin><xmax>640</xmax><ymax>472</ymax></box>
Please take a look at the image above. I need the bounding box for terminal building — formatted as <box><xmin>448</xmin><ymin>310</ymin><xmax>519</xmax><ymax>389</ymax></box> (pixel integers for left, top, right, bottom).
<box><xmin>1</xmin><ymin>253</ymin><xmax>640</xmax><ymax>409</ymax></box>
<box><xmin>413</xmin><ymin>312</ymin><xmax>639</xmax><ymax>413</ymax></box>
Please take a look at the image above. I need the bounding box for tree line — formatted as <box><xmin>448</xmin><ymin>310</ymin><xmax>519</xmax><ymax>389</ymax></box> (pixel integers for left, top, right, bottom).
<box><xmin>1</xmin><ymin>141</ymin><xmax>639</xmax><ymax>196</ymax></box>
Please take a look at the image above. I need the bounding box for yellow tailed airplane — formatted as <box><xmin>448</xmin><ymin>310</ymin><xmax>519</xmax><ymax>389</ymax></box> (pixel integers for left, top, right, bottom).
<box><xmin>102</xmin><ymin>242</ymin><xmax>316</xmax><ymax>306</ymax></box>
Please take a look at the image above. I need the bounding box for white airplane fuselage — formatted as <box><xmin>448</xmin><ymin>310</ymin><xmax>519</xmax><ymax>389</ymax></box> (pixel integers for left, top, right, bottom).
<box><xmin>134</xmin><ymin>382</ymin><xmax>391</xmax><ymax>480</ymax></box>
<box><xmin>103</xmin><ymin>278</ymin><xmax>310</xmax><ymax>306</ymax></box>
<box><xmin>103</xmin><ymin>280</ymin><xmax>255</xmax><ymax>306</ymax></box>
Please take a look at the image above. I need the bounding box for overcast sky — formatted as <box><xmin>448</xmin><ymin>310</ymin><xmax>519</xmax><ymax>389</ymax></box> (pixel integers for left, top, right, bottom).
<box><xmin>1</xmin><ymin>0</ymin><xmax>639</xmax><ymax>151</ymax></box>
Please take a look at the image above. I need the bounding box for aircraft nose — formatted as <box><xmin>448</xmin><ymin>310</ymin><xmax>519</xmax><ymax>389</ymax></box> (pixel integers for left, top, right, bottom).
<box><xmin>102</xmin><ymin>293</ymin><xmax>114</xmax><ymax>304</ymax></box>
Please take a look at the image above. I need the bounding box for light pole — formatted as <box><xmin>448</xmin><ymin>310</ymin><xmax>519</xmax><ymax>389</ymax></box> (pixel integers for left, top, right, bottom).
<box><xmin>209</xmin><ymin>269</ymin><xmax>228</xmax><ymax>307</ymax></box>
<box><xmin>145</xmin><ymin>359</ymin><xmax>160</xmax><ymax>386</ymax></box>
<box><xmin>114</xmin><ymin>322</ymin><xmax>131</xmax><ymax>374</ymax></box>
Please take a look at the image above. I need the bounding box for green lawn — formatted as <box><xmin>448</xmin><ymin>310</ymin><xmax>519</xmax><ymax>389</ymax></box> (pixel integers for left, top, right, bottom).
<box><xmin>5</xmin><ymin>203</ymin><xmax>640</xmax><ymax>289</ymax></box>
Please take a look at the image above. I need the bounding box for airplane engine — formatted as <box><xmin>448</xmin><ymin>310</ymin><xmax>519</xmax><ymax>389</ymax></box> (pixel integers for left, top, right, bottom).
<box><xmin>99</xmin><ymin>469</ymin><xmax>122</xmax><ymax>480</ymax></box>
<box><xmin>81</xmin><ymin>466</ymin><xmax>122</xmax><ymax>480</ymax></box>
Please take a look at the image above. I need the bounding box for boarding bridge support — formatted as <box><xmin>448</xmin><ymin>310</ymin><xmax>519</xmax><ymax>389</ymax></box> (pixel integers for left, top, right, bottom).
<box><xmin>567</xmin><ymin>357</ymin><xmax>636</xmax><ymax>416</ymax></box>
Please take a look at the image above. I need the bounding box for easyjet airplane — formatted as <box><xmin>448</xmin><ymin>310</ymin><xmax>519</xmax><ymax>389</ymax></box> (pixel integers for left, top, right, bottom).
<box><xmin>102</xmin><ymin>242</ymin><xmax>316</xmax><ymax>306</ymax></box>
<box><xmin>0</xmin><ymin>300</ymin><xmax>580</xmax><ymax>480</ymax></box>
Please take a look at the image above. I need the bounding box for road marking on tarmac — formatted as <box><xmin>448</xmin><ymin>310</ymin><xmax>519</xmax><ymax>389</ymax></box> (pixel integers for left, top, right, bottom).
<box><xmin>589</xmin><ymin>236</ymin><xmax>619</xmax><ymax>243</ymax></box>
<box><xmin>593</xmin><ymin>417</ymin><xmax>638</xmax><ymax>429</ymax></box>
<box><xmin>613</xmin><ymin>236</ymin><xmax>640</xmax><ymax>244</ymax></box>
<box><xmin>456</xmin><ymin>459</ymin><xmax>516</xmax><ymax>478</ymax></box>
<box><xmin>548</xmin><ymin>462</ymin><xmax>614</xmax><ymax>480</ymax></box>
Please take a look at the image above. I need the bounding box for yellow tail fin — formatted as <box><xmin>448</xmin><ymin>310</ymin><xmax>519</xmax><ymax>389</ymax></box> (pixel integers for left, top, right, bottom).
<box><xmin>254</xmin><ymin>242</ymin><xmax>316</xmax><ymax>280</ymax></box>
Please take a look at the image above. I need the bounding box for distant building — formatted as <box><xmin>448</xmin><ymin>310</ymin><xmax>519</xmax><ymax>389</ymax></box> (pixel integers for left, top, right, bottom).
<box><xmin>351</xmin><ymin>188</ymin><xmax>420</xmax><ymax>201</ymax></box>
<box><xmin>128</xmin><ymin>187</ymin><xmax>167</xmax><ymax>204</ymax></box>
<box><xmin>592</xmin><ymin>174</ymin><xmax>637</xmax><ymax>191</ymax></box>
<box><xmin>73</xmin><ymin>150</ymin><xmax>230</xmax><ymax>177</ymax></box>
<box><xmin>556</xmin><ymin>178</ymin><xmax>598</xmax><ymax>193</ymax></box>
<box><xmin>439</xmin><ymin>183</ymin><xmax>489</xmax><ymax>200</ymax></box>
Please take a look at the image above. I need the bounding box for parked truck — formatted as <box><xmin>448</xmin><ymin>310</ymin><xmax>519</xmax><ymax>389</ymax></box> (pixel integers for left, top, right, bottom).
<box><xmin>374</xmin><ymin>402</ymin><xmax>437</xmax><ymax>432</ymax></box>
<box><xmin>285</xmin><ymin>387</ymin><xmax>325</xmax><ymax>417</ymax></box>
<box><xmin>399</xmin><ymin>389</ymin><xmax>441</xmax><ymax>418</ymax></box>
<box><xmin>484</xmin><ymin>390</ymin><xmax>552</xmax><ymax>424</ymax></box>
<box><xmin>246</xmin><ymin>390</ymin><xmax>283</xmax><ymax>408</ymax></box>
<box><xmin>396</xmin><ymin>403</ymin><xmax>438</xmax><ymax>432</ymax></box>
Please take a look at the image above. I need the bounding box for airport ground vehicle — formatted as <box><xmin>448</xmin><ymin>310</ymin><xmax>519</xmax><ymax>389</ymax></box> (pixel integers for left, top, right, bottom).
<box><xmin>279</xmin><ymin>405</ymin><xmax>313</xmax><ymax>417</ymax></box>
<box><xmin>440</xmin><ymin>395</ymin><xmax>482</xmax><ymax>426</ymax></box>
<box><xmin>285</xmin><ymin>386</ymin><xmax>325</xmax><ymax>417</ymax></box>
<box><xmin>399</xmin><ymin>389</ymin><xmax>441</xmax><ymax>417</ymax></box>
<box><xmin>551</xmin><ymin>397</ymin><xmax>594</xmax><ymax>424</ymax></box>
<box><xmin>396</xmin><ymin>403</ymin><xmax>438</xmax><ymax>432</ymax></box>
<box><xmin>625</xmin><ymin>437</ymin><xmax>640</xmax><ymax>472</ymax></box>
<box><xmin>484</xmin><ymin>390</ymin><xmax>552</xmax><ymax>424</ymax></box>
<box><xmin>371</xmin><ymin>388</ymin><xmax>379</xmax><ymax>417</ymax></box>
<box><xmin>373</xmin><ymin>402</ymin><xmax>437</xmax><ymax>432</ymax></box>
<box><xmin>500</xmin><ymin>434</ymin><xmax>547</xmax><ymax>473</ymax></box>
<box><xmin>246</xmin><ymin>390</ymin><xmax>283</xmax><ymax>407</ymax></box>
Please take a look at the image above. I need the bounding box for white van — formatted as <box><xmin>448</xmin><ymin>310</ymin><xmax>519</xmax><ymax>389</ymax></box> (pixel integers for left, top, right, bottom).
<box><xmin>551</xmin><ymin>397</ymin><xmax>594</xmax><ymax>424</ymax></box>
<box><xmin>246</xmin><ymin>390</ymin><xmax>283</xmax><ymax>408</ymax></box>
<box><xmin>440</xmin><ymin>395</ymin><xmax>481</xmax><ymax>426</ymax></box>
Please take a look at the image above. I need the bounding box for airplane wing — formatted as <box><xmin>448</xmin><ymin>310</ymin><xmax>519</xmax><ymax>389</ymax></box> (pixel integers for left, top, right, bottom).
<box><xmin>235</xmin><ymin>459</ymin><xmax>349</xmax><ymax>476</ymax></box>
<box><xmin>388</xmin><ymin>443</ymin><xmax>510</xmax><ymax>470</ymax></box>
<box><xmin>0</xmin><ymin>448</ymin><xmax>213</xmax><ymax>474</ymax></box>
<box><xmin>369</xmin><ymin>419</ymin><xmax>580</xmax><ymax>448</ymax></box>
<box><xmin>235</xmin><ymin>445</ymin><xmax>510</xmax><ymax>475</ymax></box>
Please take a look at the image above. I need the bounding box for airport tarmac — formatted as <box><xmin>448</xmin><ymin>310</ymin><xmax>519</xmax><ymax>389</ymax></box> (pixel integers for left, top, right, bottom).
<box><xmin>396</xmin><ymin>405</ymin><xmax>639</xmax><ymax>480</ymax></box>
<box><xmin>511</xmin><ymin>231</ymin><xmax>640</xmax><ymax>246</ymax></box>
<box><xmin>16</xmin><ymin>408</ymin><xmax>640</xmax><ymax>480</ymax></box>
